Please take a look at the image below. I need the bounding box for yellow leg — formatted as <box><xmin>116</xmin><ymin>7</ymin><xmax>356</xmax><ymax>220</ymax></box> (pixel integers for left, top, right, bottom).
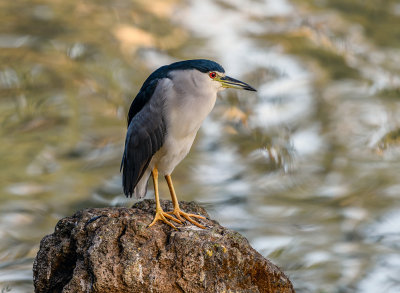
<box><xmin>148</xmin><ymin>168</ymin><xmax>182</xmax><ymax>229</ymax></box>
<box><xmin>165</xmin><ymin>175</ymin><xmax>206</xmax><ymax>229</ymax></box>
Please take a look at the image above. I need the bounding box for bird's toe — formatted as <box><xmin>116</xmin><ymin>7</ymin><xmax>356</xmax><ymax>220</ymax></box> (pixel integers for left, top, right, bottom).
<box><xmin>168</xmin><ymin>209</ymin><xmax>206</xmax><ymax>229</ymax></box>
<box><xmin>149</xmin><ymin>210</ymin><xmax>182</xmax><ymax>230</ymax></box>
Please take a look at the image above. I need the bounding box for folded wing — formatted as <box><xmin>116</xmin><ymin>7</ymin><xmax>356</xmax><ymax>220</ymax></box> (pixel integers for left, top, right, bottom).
<box><xmin>121</xmin><ymin>79</ymin><xmax>167</xmax><ymax>197</ymax></box>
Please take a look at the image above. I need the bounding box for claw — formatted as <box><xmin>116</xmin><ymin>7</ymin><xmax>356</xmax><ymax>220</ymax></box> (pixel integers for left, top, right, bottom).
<box><xmin>148</xmin><ymin>208</ymin><xmax>182</xmax><ymax>230</ymax></box>
<box><xmin>168</xmin><ymin>209</ymin><xmax>206</xmax><ymax>229</ymax></box>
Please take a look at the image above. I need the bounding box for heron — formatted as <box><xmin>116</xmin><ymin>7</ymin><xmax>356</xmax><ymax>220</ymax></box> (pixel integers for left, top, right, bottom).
<box><xmin>121</xmin><ymin>59</ymin><xmax>256</xmax><ymax>229</ymax></box>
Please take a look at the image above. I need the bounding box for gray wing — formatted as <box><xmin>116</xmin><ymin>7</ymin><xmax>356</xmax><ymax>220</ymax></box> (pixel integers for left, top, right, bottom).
<box><xmin>121</xmin><ymin>82</ymin><xmax>167</xmax><ymax>197</ymax></box>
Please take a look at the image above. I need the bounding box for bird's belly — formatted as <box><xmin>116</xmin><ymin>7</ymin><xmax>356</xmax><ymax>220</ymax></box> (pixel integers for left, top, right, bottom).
<box><xmin>151</xmin><ymin>131</ymin><xmax>197</xmax><ymax>175</ymax></box>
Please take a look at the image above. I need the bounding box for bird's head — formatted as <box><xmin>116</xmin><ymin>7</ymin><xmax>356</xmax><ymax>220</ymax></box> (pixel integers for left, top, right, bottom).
<box><xmin>165</xmin><ymin>59</ymin><xmax>257</xmax><ymax>94</ymax></box>
<box><xmin>207</xmin><ymin>70</ymin><xmax>256</xmax><ymax>92</ymax></box>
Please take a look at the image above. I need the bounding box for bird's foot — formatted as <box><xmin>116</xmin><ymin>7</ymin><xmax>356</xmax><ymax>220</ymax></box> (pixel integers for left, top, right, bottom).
<box><xmin>168</xmin><ymin>208</ymin><xmax>206</xmax><ymax>229</ymax></box>
<box><xmin>149</xmin><ymin>208</ymin><xmax>182</xmax><ymax>230</ymax></box>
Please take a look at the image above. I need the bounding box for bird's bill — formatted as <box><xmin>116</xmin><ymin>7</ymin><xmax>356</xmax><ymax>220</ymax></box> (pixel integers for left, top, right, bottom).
<box><xmin>217</xmin><ymin>76</ymin><xmax>257</xmax><ymax>91</ymax></box>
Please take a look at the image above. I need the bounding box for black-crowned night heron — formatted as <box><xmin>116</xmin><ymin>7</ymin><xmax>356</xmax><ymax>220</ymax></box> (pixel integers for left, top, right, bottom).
<box><xmin>121</xmin><ymin>59</ymin><xmax>256</xmax><ymax>229</ymax></box>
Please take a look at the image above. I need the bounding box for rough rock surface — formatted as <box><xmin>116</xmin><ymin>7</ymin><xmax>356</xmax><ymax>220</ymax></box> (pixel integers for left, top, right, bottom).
<box><xmin>33</xmin><ymin>200</ymin><xmax>295</xmax><ymax>293</ymax></box>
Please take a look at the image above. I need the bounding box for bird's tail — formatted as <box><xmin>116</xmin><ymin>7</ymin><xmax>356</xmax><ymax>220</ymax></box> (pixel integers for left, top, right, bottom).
<box><xmin>121</xmin><ymin>148</ymin><xmax>151</xmax><ymax>198</ymax></box>
<box><xmin>133</xmin><ymin>168</ymin><xmax>151</xmax><ymax>199</ymax></box>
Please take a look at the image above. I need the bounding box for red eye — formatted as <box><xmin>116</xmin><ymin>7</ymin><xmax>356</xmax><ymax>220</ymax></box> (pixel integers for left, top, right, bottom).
<box><xmin>209</xmin><ymin>72</ymin><xmax>217</xmax><ymax>79</ymax></box>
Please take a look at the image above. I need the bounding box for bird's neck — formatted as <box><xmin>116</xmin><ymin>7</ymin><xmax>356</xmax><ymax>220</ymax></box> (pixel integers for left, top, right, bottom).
<box><xmin>166</xmin><ymin>89</ymin><xmax>217</xmax><ymax>139</ymax></box>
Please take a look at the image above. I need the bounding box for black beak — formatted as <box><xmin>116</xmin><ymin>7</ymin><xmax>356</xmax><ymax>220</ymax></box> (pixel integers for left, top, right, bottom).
<box><xmin>219</xmin><ymin>76</ymin><xmax>257</xmax><ymax>91</ymax></box>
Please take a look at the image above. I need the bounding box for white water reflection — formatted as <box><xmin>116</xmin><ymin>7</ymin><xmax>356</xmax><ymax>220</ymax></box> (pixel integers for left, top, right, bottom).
<box><xmin>358</xmin><ymin>255</ymin><xmax>400</xmax><ymax>293</ymax></box>
<box><xmin>359</xmin><ymin>211</ymin><xmax>400</xmax><ymax>292</ymax></box>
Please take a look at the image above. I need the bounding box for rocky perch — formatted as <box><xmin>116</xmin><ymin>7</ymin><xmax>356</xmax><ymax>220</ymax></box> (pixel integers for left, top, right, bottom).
<box><xmin>33</xmin><ymin>200</ymin><xmax>295</xmax><ymax>293</ymax></box>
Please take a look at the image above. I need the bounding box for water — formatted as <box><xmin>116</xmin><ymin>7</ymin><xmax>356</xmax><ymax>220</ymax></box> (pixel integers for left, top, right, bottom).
<box><xmin>1</xmin><ymin>0</ymin><xmax>400</xmax><ymax>292</ymax></box>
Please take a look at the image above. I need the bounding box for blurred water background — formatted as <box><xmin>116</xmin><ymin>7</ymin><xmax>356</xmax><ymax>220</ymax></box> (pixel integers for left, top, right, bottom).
<box><xmin>1</xmin><ymin>0</ymin><xmax>400</xmax><ymax>292</ymax></box>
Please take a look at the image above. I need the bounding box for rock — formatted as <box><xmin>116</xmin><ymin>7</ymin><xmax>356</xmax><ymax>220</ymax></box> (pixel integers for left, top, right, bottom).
<box><xmin>33</xmin><ymin>200</ymin><xmax>295</xmax><ymax>293</ymax></box>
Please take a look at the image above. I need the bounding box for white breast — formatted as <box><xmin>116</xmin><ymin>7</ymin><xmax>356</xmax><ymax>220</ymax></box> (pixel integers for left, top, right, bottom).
<box><xmin>151</xmin><ymin>70</ymin><xmax>218</xmax><ymax>175</ymax></box>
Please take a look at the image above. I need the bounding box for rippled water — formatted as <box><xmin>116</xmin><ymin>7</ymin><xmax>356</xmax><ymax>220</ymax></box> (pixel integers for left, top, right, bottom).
<box><xmin>1</xmin><ymin>0</ymin><xmax>400</xmax><ymax>292</ymax></box>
